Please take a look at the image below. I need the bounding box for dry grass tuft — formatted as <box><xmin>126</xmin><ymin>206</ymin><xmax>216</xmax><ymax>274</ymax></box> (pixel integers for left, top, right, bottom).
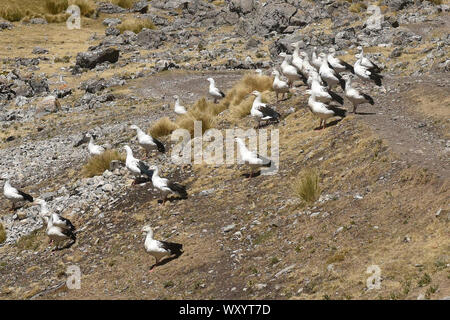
<box><xmin>16</xmin><ymin>230</ymin><xmax>42</xmax><ymax>251</ymax></box>
<box><xmin>349</xmin><ymin>2</ymin><xmax>367</xmax><ymax>13</ymax></box>
<box><xmin>0</xmin><ymin>5</ymin><xmax>26</xmax><ymax>22</ymax></box>
<box><xmin>45</xmin><ymin>0</ymin><xmax>68</xmax><ymax>15</ymax></box>
<box><xmin>174</xmin><ymin>97</ymin><xmax>217</xmax><ymax>136</ymax></box>
<box><xmin>292</xmin><ymin>168</ymin><xmax>321</xmax><ymax>203</ymax></box>
<box><xmin>117</xmin><ymin>18</ymin><xmax>155</xmax><ymax>34</ymax></box>
<box><xmin>82</xmin><ymin>150</ymin><xmax>125</xmax><ymax>178</ymax></box>
<box><xmin>149</xmin><ymin>117</ymin><xmax>179</xmax><ymax>138</ymax></box>
<box><xmin>225</xmin><ymin>74</ymin><xmax>273</xmax><ymax>119</ymax></box>
<box><xmin>70</xmin><ymin>0</ymin><xmax>95</xmax><ymax>17</ymax></box>
<box><xmin>0</xmin><ymin>223</ymin><xmax>6</xmax><ymax>244</ymax></box>
<box><xmin>110</xmin><ymin>0</ymin><xmax>136</xmax><ymax>9</ymax></box>
<box><xmin>44</xmin><ymin>12</ymin><xmax>70</xmax><ymax>23</ymax></box>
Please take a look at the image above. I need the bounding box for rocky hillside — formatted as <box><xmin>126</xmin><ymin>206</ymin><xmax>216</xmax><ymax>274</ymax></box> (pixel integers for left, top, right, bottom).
<box><xmin>0</xmin><ymin>0</ymin><xmax>449</xmax><ymax>299</ymax></box>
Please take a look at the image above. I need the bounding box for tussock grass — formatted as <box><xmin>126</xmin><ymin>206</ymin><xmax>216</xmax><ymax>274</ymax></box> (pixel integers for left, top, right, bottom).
<box><xmin>16</xmin><ymin>230</ymin><xmax>42</xmax><ymax>251</ymax></box>
<box><xmin>70</xmin><ymin>0</ymin><xmax>95</xmax><ymax>17</ymax></box>
<box><xmin>110</xmin><ymin>0</ymin><xmax>136</xmax><ymax>9</ymax></box>
<box><xmin>44</xmin><ymin>12</ymin><xmax>70</xmax><ymax>23</ymax></box>
<box><xmin>0</xmin><ymin>223</ymin><xmax>6</xmax><ymax>244</ymax></box>
<box><xmin>175</xmin><ymin>98</ymin><xmax>216</xmax><ymax>136</ymax></box>
<box><xmin>0</xmin><ymin>5</ymin><xmax>26</xmax><ymax>22</ymax></box>
<box><xmin>82</xmin><ymin>149</ymin><xmax>125</xmax><ymax>177</ymax></box>
<box><xmin>45</xmin><ymin>0</ymin><xmax>68</xmax><ymax>14</ymax></box>
<box><xmin>117</xmin><ymin>18</ymin><xmax>155</xmax><ymax>34</ymax></box>
<box><xmin>149</xmin><ymin>117</ymin><xmax>179</xmax><ymax>138</ymax></box>
<box><xmin>349</xmin><ymin>2</ymin><xmax>367</xmax><ymax>13</ymax></box>
<box><xmin>292</xmin><ymin>168</ymin><xmax>321</xmax><ymax>203</ymax></box>
<box><xmin>224</xmin><ymin>74</ymin><xmax>273</xmax><ymax>119</ymax></box>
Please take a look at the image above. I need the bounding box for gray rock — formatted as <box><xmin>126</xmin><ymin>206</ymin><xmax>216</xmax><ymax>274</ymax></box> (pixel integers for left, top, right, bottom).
<box><xmin>75</xmin><ymin>47</ymin><xmax>120</xmax><ymax>69</ymax></box>
<box><xmin>223</xmin><ymin>224</ymin><xmax>236</xmax><ymax>233</ymax></box>
<box><xmin>32</xmin><ymin>47</ymin><xmax>49</xmax><ymax>55</ymax></box>
<box><xmin>103</xmin><ymin>18</ymin><xmax>122</xmax><ymax>27</ymax></box>
<box><xmin>275</xmin><ymin>264</ymin><xmax>296</xmax><ymax>278</ymax></box>
<box><xmin>0</xmin><ymin>20</ymin><xmax>13</xmax><ymax>30</ymax></box>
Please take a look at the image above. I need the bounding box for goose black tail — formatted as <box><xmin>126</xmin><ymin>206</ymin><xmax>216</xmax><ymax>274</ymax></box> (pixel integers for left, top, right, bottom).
<box><xmin>329</xmin><ymin>106</ymin><xmax>346</xmax><ymax>118</ymax></box>
<box><xmin>18</xmin><ymin>190</ymin><xmax>33</xmax><ymax>202</ymax></box>
<box><xmin>162</xmin><ymin>241</ymin><xmax>183</xmax><ymax>255</ymax></box>
<box><xmin>370</xmin><ymin>73</ymin><xmax>383</xmax><ymax>86</ymax></box>
<box><xmin>168</xmin><ymin>182</ymin><xmax>188</xmax><ymax>199</ymax></box>
<box><xmin>154</xmin><ymin>138</ymin><xmax>165</xmax><ymax>153</ymax></box>
<box><xmin>137</xmin><ymin>161</ymin><xmax>154</xmax><ymax>179</ymax></box>
<box><xmin>328</xmin><ymin>90</ymin><xmax>344</xmax><ymax>105</ymax></box>
<box><xmin>362</xmin><ymin>93</ymin><xmax>375</xmax><ymax>105</ymax></box>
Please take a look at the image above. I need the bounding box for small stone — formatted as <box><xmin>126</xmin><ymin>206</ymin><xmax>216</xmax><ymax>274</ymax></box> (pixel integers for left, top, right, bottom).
<box><xmin>223</xmin><ymin>224</ymin><xmax>236</xmax><ymax>233</ymax></box>
<box><xmin>255</xmin><ymin>283</ymin><xmax>267</xmax><ymax>290</ymax></box>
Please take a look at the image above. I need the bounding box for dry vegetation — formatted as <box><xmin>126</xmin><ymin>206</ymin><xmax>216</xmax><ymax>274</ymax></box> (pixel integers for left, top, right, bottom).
<box><xmin>0</xmin><ymin>224</ymin><xmax>6</xmax><ymax>244</ymax></box>
<box><xmin>149</xmin><ymin>117</ymin><xmax>179</xmax><ymax>138</ymax></box>
<box><xmin>82</xmin><ymin>150</ymin><xmax>125</xmax><ymax>178</ymax></box>
<box><xmin>292</xmin><ymin>168</ymin><xmax>322</xmax><ymax>204</ymax></box>
<box><xmin>117</xmin><ymin>18</ymin><xmax>155</xmax><ymax>34</ymax></box>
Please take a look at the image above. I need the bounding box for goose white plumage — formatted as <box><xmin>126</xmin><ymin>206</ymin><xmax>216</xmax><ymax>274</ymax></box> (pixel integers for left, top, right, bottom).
<box><xmin>87</xmin><ymin>134</ymin><xmax>105</xmax><ymax>156</ymax></box>
<box><xmin>250</xmin><ymin>90</ymin><xmax>281</xmax><ymax>128</ymax></box>
<box><xmin>173</xmin><ymin>95</ymin><xmax>187</xmax><ymax>115</ymax></box>
<box><xmin>130</xmin><ymin>125</ymin><xmax>165</xmax><ymax>157</ymax></box>
<box><xmin>310</xmin><ymin>74</ymin><xmax>344</xmax><ymax>105</ymax></box>
<box><xmin>306</xmin><ymin>90</ymin><xmax>346</xmax><ymax>130</ymax></box>
<box><xmin>327</xmin><ymin>48</ymin><xmax>354</xmax><ymax>74</ymax></box>
<box><xmin>318</xmin><ymin>53</ymin><xmax>345</xmax><ymax>90</ymax></box>
<box><xmin>279</xmin><ymin>52</ymin><xmax>304</xmax><ymax>87</ymax></box>
<box><xmin>142</xmin><ymin>225</ymin><xmax>183</xmax><ymax>271</ymax></box>
<box><xmin>342</xmin><ymin>74</ymin><xmax>374</xmax><ymax>113</ymax></box>
<box><xmin>354</xmin><ymin>53</ymin><xmax>383</xmax><ymax>86</ymax></box>
<box><xmin>235</xmin><ymin>137</ymin><xmax>272</xmax><ymax>177</ymax></box>
<box><xmin>357</xmin><ymin>46</ymin><xmax>381</xmax><ymax>74</ymax></box>
<box><xmin>2</xmin><ymin>179</ymin><xmax>33</xmax><ymax>211</ymax></box>
<box><xmin>272</xmin><ymin>70</ymin><xmax>290</xmax><ymax>101</ymax></box>
<box><xmin>311</xmin><ymin>48</ymin><xmax>323</xmax><ymax>71</ymax></box>
<box><xmin>148</xmin><ymin>165</ymin><xmax>187</xmax><ymax>204</ymax></box>
<box><xmin>290</xmin><ymin>42</ymin><xmax>305</xmax><ymax>73</ymax></box>
<box><xmin>35</xmin><ymin>198</ymin><xmax>76</xmax><ymax>250</ymax></box>
<box><xmin>123</xmin><ymin>145</ymin><xmax>155</xmax><ymax>184</ymax></box>
<box><xmin>207</xmin><ymin>77</ymin><xmax>225</xmax><ymax>103</ymax></box>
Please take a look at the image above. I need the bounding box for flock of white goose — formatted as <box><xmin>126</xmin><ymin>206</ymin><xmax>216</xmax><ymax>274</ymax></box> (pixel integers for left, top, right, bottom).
<box><xmin>1</xmin><ymin>44</ymin><xmax>383</xmax><ymax>270</ymax></box>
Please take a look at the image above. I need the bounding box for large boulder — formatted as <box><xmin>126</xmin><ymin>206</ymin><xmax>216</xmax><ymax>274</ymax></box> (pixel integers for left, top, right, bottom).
<box><xmin>75</xmin><ymin>47</ymin><xmax>120</xmax><ymax>69</ymax></box>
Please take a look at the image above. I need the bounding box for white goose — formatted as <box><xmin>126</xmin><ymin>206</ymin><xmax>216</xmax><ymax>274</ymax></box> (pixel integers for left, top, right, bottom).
<box><xmin>35</xmin><ymin>199</ymin><xmax>76</xmax><ymax>250</ymax></box>
<box><xmin>318</xmin><ymin>53</ymin><xmax>345</xmax><ymax>90</ymax></box>
<box><xmin>207</xmin><ymin>77</ymin><xmax>226</xmax><ymax>103</ymax></box>
<box><xmin>327</xmin><ymin>48</ymin><xmax>354</xmax><ymax>74</ymax></box>
<box><xmin>311</xmin><ymin>47</ymin><xmax>323</xmax><ymax>71</ymax></box>
<box><xmin>272</xmin><ymin>70</ymin><xmax>290</xmax><ymax>101</ymax></box>
<box><xmin>2</xmin><ymin>178</ymin><xmax>33</xmax><ymax>211</ymax></box>
<box><xmin>291</xmin><ymin>42</ymin><xmax>304</xmax><ymax>72</ymax></box>
<box><xmin>279</xmin><ymin>52</ymin><xmax>304</xmax><ymax>87</ymax></box>
<box><xmin>354</xmin><ymin>53</ymin><xmax>383</xmax><ymax>86</ymax></box>
<box><xmin>148</xmin><ymin>165</ymin><xmax>187</xmax><ymax>204</ymax></box>
<box><xmin>173</xmin><ymin>95</ymin><xmax>187</xmax><ymax>115</ymax></box>
<box><xmin>342</xmin><ymin>74</ymin><xmax>374</xmax><ymax>113</ymax></box>
<box><xmin>123</xmin><ymin>145</ymin><xmax>155</xmax><ymax>184</ymax></box>
<box><xmin>142</xmin><ymin>225</ymin><xmax>183</xmax><ymax>271</ymax></box>
<box><xmin>310</xmin><ymin>73</ymin><xmax>344</xmax><ymax>105</ymax></box>
<box><xmin>235</xmin><ymin>137</ymin><xmax>272</xmax><ymax>178</ymax></box>
<box><xmin>250</xmin><ymin>90</ymin><xmax>281</xmax><ymax>128</ymax></box>
<box><xmin>87</xmin><ymin>134</ymin><xmax>105</xmax><ymax>156</ymax></box>
<box><xmin>130</xmin><ymin>125</ymin><xmax>165</xmax><ymax>157</ymax></box>
<box><xmin>357</xmin><ymin>46</ymin><xmax>382</xmax><ymax>74</ymax></box>
<box><xmin>306</xmin><ymin>90</ymin><xmax>346</xmax><ymax>130</ymax></box>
